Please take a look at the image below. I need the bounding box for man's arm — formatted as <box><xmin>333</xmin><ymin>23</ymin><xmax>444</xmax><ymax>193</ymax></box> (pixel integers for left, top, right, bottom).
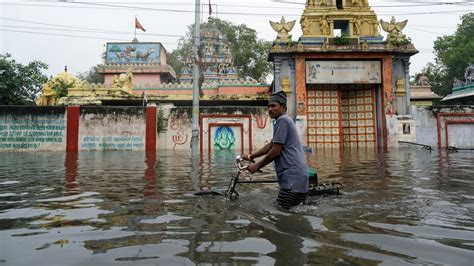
<box><xmin>247</xmin><ymin>143</ymin><xmax>282</xmax><ymax>173</ymax></box>
<box><xmin>243</xmin><ymin>141</ymin><xmax>273</xmax><ymax>161</ymax></box>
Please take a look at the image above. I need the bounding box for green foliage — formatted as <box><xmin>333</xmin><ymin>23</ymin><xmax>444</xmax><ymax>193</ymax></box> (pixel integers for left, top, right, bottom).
<box><xmin>167</xmin><ymin>37</ymin><xmax>193</xmax><ymax>80</ymax></box>
<box><xmin>156</xmin><ymin>107</ymin><xmax>166</xmax><ymax>134</ymax></box>
<box><xmin>168</xmin><ymin>18</ymin><xmax>273</xmax><ymax>81</ymax></box>
<box><xmin>333</xmin><ymin>35</ymin><xmax>350</xmax><ymax>45</ymax></box>
<box><xmin>0</xmin><ymin>53</ymin><xmax>48</xmax><ymax>105</ymax></box>
<box><xmin>415</xmin><ymin>13</ymin><xmax>474</xmax><ymax>97</ymax></box>
<box><xmin>392</xmin><ymin>37</ymin><xmax>412</xmax><ymax>46</ymax></box>
<box><xmin>77</xmin><ymin>65</ymin><xmax>105</xmax><ymax>84</ymax></box>
<box><xmin>48</xmin><ymin>73</ymin><xmax>75</xmax><ymax>98</ymax></box>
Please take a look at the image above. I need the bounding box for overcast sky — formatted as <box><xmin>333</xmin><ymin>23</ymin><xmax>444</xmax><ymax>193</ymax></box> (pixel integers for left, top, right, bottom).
<box><xmin>1</xmin><ymin>0</ymin><xmax>472</xmax><ymax>78</ymax></box>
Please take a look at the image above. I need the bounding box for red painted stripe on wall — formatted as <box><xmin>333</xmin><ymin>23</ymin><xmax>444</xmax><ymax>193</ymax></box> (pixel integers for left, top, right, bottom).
<box><xmin>146</xmin><ymin>106</ymin><xmax>157</xmax><ymax>151</ymax></box>
<box><xmin>66</xmin><ymin>106</ymin><xmax>80</xmax><ymax>151</ymax></box>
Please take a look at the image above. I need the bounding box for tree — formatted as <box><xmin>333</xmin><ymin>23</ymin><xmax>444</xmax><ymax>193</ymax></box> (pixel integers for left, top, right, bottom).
<box><xmin>167</xmin><ymin>38</ymin><xmax>193</xmax><ymax>80</ymax></box>
<box><xmin>0</xmin><ymin>53</ymin><xmax>48</xmax><ymax>105</ymax></box>
<box><xmin>77</xmin><ymin>65</ymin><xmax>105</xmax><ymax>84</ymax></box>
<box><xmin>416</xmin><ymin>13</ymin><xmax>474</xmax><ymax>96</ymax></box>
<box><xmin>168</xmin><ymin>18</ymin><xmax>273</xmax><ymax>81</ymax></box>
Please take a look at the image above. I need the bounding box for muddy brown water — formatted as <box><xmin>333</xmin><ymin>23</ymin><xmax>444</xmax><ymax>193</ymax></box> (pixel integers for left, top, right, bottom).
<box><xmin>0</xmin><ymin>148</ymin><xmax>473</xmax><ymax>265</ymax></box>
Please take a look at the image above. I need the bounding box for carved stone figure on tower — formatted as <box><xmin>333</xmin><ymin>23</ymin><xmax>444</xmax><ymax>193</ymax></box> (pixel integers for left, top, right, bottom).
<box><xmin>319</xmin><ymin>17</ymin><xmax>330</xmax><ymax>35</ymax></box>
<box><xmin>318</xmin><ymin>0</ymin><xmax>328</xmax><ymax>6</ymax></box>
<box><xmin>353</xmin><ymin>16</ymin><xmax>362</xmax><ymax>35</ymax></box>
<box><xmin>351</xmin><ymin>0</ymin><xmax>364</xmax><ymax>7</ymax></box>
<box><xmin>301</xmin><ymin>17</ymin><xmax>311</xmax><ymax>35</ymax></box>
<box><xmin>270</xmin><ymin>16</ymin><xmax>296</xmax><ymax>42</ymax></box>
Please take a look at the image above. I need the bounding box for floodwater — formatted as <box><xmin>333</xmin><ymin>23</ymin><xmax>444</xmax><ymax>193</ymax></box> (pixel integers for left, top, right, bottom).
<box><xmin>0</xmin><ymin>148</ymin><xmax>473</xmax><ymax>265</ymax></box>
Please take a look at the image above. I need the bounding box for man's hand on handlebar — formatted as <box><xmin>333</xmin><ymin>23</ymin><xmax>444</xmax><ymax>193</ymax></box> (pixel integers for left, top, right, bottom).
<box><xmin>247</xmin><ymin>163</ymin><xmax>260</xmax><ymax>174</ymax></box>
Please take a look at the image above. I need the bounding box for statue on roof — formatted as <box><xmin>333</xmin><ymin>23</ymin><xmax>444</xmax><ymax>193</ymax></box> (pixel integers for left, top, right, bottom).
<box><xmin>270</xmin><ymin>16</ymin><xmax>296</xmax><ymax>42</ymax></box>
<box><xmin>112</xmin><ymin>69</ymin><xmax>133</xmax><ymax>89</ymax></box>
<box><xmin>416</xmin><ymin>72</ymin><xmax>430</xmax><ymax>86</ymax></box>
<box><xmin>380</xmin><ymin>16</ymin><xmax>409</xmax><ymax>44</ymax></box>
<box><xmin>453</xmin><ymin>78</ymin><xmax>464</xmax><ymax>88</ymax></box>
<box><xmin>465</xmin><ymin>63</ymin><xmax>473</xmax><ymax>84</ymax></box>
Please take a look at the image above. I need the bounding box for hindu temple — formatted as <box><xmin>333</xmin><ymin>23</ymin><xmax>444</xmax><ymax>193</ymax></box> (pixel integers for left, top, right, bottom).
<box><xmin>37</xmin><ymin>18</ymin><xmax>269</xmax><ymax>107</ymax></box>
<box><xmin>268</xmin><ymin>0</ymin><xmax>418</xmax><ymax>148</ymax></box>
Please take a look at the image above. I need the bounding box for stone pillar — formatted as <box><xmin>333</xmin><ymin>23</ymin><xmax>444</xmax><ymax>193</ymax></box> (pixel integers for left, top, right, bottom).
<box><xmin>289</xmin><ymin>59</ymin><xmax>296</xmax><ymax>121</ymax></box>
<box><xmin>274</xmin><ymin>58</ymin><xmax>282</xmax><ymax>92</ymax></box>
<box><xmin>395</xmin><ymin>78</ymin><xmax>406</xmax><ymax>115</ymax></box>
<box><xmin>403</xmin><ymin>59</ymin><xmax>411</xmax><ymax>115</ymax></box>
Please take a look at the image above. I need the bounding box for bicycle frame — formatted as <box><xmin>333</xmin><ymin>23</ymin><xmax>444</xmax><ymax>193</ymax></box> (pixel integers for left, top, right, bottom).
<box><xmin>224</xmin><ymin>156</ymin><xmax>278</xmax><ymax>199</ymax></box>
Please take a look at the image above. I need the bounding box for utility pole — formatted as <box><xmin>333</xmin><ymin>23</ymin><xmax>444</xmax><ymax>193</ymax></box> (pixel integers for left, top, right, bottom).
<box><xmin>191</xmin><ymin>0</ymin><xmax>201</xmax><ymax>155</ymax></box>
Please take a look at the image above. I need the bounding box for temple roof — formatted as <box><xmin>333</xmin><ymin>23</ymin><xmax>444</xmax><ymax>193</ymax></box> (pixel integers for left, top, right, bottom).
<box><xmin>410</xmin><ymin>86</ymin><xmax>442</xmax><ymax>100</ymax></box>
<box><xmin>180</xmin><ymin>18</ymin><xmax>241</xmax><ymax>83</ymax></box>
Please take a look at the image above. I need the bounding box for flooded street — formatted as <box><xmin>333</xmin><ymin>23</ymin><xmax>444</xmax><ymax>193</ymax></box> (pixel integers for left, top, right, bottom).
<box><xmin>0</xmin><ymin>148</ymin><xmax>473</xmax><ymax>265</ymax></box>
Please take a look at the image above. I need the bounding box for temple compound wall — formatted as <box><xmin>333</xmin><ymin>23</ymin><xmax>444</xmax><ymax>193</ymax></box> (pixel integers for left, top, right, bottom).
<box><xmin>0</xmin><ymin>106</ymin><xmax>273</xmax><ymax>152</ymax></box>
<box><xmin>411</xmin><ymin>106</ymin><xmax>474</xmax><ymax>149</ymax></box>
<box><xmin>0</xmin><ymin>107</ymin><xmax>67</xmax><ymax>151</ymax></box>
<box><xmin>1</xmin><ymin>106</ymin><xmax>472</xmax><ymax>151</ymax></box>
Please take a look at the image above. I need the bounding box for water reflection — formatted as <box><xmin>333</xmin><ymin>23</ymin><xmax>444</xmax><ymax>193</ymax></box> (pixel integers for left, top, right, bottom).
<box><xmin>0</xmin><ymin>148</ymin><xmax>473</xmax><ymax>265</ymax></box>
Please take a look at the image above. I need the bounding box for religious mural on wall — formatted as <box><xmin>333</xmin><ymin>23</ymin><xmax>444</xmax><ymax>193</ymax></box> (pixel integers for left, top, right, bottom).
<box><xmin>169</xmin><ymin>110</ymin><xmax>191</xmax><ymax>150</ymax></box>
<box><xmin>213</xmin><ymin>126</ymin><xmax>236</xmax><ymax>150</ymax></box>
<box><xmin>106</xmin><ymin>43</ymin><xmax>161</xmax><ymax>64</ymax></box>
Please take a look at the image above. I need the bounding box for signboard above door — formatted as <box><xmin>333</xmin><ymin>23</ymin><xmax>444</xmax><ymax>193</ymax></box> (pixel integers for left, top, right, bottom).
<box><xmin>306</xmin><ymin>61</ymin><xmax>381</xmax><ymax>84</ymax></box>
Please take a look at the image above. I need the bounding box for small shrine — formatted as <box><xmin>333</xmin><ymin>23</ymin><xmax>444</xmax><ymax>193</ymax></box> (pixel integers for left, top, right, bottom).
<box><xmin>410</xmin><ymin>73</ymin><xmax>442</xmax><ymax>107</ymax></box>
<box><xmin>442</xmin><ymin>64</ymin><xmax>474</xmax><ymax>104</ymax></box>
<box><xmin>268</xmin><ymin>0</ymin><xmax>418</xmax><ymax>148</ymax></box>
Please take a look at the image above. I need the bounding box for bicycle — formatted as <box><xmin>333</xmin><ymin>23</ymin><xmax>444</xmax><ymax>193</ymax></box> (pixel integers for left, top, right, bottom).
<box><xmin>224</xmin><ymin>156</ymin><xmax>343</xmax><ymax>199</ymax></box>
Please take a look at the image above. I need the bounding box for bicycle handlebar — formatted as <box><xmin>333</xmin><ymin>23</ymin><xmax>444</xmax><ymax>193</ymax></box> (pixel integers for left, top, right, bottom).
<box><xmin>235</xmin><ymin>155</ymin><xmax>248</xmax><ymax>171</ymax></box>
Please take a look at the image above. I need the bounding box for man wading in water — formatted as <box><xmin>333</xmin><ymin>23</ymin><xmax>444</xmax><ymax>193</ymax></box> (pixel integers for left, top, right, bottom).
<box><xmin>242</xmin><ymin>91</ymin><xmax>309</xmax><ymax>209</ymax></box>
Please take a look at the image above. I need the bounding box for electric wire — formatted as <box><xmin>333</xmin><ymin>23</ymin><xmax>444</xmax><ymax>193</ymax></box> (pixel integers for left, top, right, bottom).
<box><xmin>0</xmin><ymin>17</ymin><xmax>186</xmax><ymax>38</ymax></box>
<box><xmin>0</xmin><ymin>28</ymin><xmax>179</xmax><ymax>45</ymax></box>
<box><xmin>3</xmin><ymin>0</ymin><xmax>473</xmax><ymax>9</ymax></box>
<box><xmin>2</xmin><ymin>1</ymin><xmax>473</xmax><ymax>17</ymax></box>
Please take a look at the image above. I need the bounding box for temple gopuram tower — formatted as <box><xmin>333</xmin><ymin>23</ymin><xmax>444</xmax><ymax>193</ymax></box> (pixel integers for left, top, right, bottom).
<box><xmin>180</xmin><ymin>18</ymin><xmax>238</xmax><ymax>83</ymax></box>
<box><xmin>269</xmin><ymin>0</ymin><xmax>418</xmax><ymax>148</ymax></box>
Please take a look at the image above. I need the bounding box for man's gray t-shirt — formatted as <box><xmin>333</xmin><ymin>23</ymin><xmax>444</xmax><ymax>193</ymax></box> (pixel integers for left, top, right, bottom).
<box><xmin>272</xmin><ymin>115</ymin><xmax>309</xmax><ymax>193</ymax></box>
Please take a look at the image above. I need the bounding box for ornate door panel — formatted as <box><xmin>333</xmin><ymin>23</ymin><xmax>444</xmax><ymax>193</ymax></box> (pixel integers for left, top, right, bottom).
<box><xmin>341</xmin><ymin>85</ymin><xmax>377</xmax><ymax>148</ymax></box>
<box><xmin>307</xmin><ymin>84</ymin><xmax>342</xmax><ymax>148</ymax></box>
<box><xmin>307</xmin><ymin>84</ymin><xmax>377</xmax><ymax>148</ymax></box>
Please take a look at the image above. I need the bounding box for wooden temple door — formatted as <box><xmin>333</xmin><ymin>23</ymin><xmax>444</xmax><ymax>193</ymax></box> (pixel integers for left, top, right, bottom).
<box><xmin>340</xmin><ymin>84</ymin><xmax>377</xmax><ymax>148</ymax></box>
<box><xmin>306</xmin><ymin>84</ymin><xmax>377</xmax><ymax>148</ymax></box>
